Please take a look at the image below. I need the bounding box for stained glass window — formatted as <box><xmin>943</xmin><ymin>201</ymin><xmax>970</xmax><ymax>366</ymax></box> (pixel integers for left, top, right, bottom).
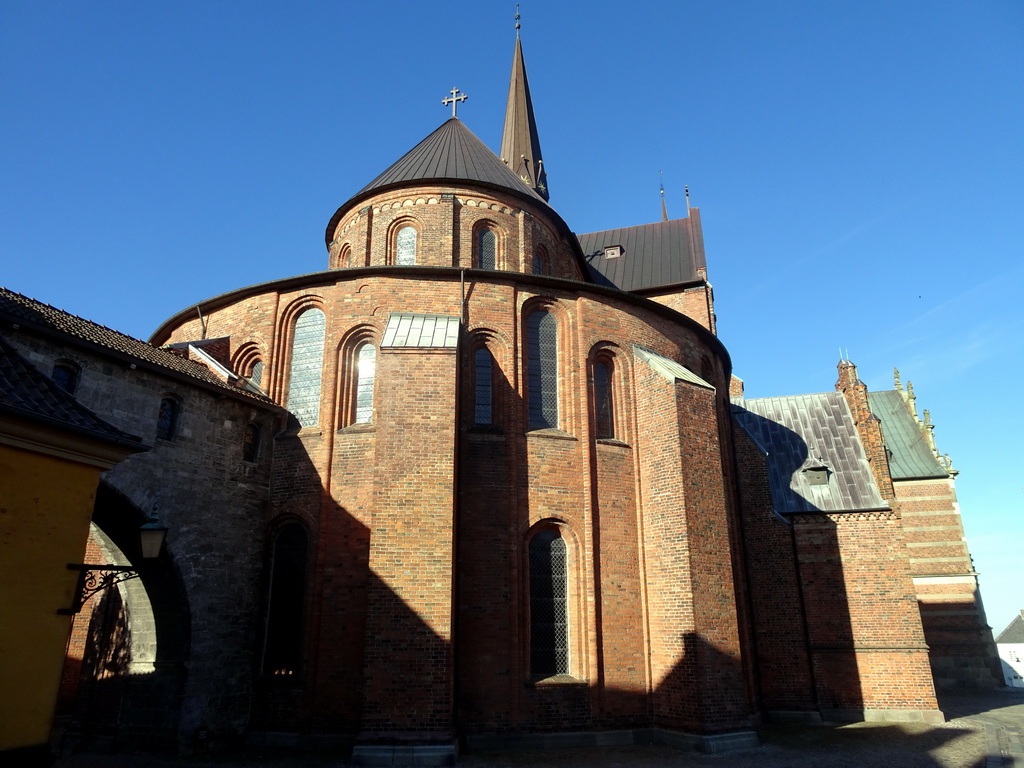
<box><xmin>530</xmin><ymin>529</ymin><xmax>568</xmax><ymax>676</ymax></box>
<box><xmin>263</xmin><ymin>524</ymin><xmax>307</xmax><ymax>676</ymax></box>
<box><xmin>355</xmin><ymin>343</ymin><xmax>376</xmax><ymax>424</ymax></box>
<box><xmin>474</xmin><ymin>347</ymin><xmax>494</xmax><ymax>425</ymax></box>
<box><xmin>594</xmin><ymin>360</ymin><xmax>614</xmax><ymax>439</ymax></box>
<box><xmin>250</xmin><ymin>360</ymin><xmax>264</xmax><ymax>388</ymax></box>
<box><xmin>477</xmin><ymin>228</ymin><xmax>496</xmax><ymax>270</ymax></box>
<box><xmin>396</xmin><ymin>226</ymin><xmax>416</xmax><ymax>266</ymax></box>
<box><xmin>527</xmin><ymin>310</ymin><xmax>558</xmax><ymax>429</ymax></box>
<box><xmin>287</xmin><ymin>308</ymin><xmax>325</xmax><ymax>428</ymax></box>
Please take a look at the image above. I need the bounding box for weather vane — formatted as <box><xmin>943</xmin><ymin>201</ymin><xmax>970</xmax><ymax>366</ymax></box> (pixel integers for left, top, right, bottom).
<box><xmin>442</xmin><ymin>87</ymin><xmax>468</xmax><ymax>118</ymax></box>
<box><xmin>516</xmin><ymin>3</ymin><xmax>521</xmax><ymax>35</ymax></box>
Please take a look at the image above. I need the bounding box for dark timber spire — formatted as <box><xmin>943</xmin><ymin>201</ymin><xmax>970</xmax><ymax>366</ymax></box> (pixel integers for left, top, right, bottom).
<box><xmin>499</xmin><ymin>9</ymin><xmax>548</xmax><ymax>201</ymax></box>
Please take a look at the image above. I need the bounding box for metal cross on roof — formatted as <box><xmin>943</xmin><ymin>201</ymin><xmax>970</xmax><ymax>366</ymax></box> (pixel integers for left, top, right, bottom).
<box><xmin>442</xmin><ymin>87</ymin><xmax>468</xmax><ymax>118</ymax></box>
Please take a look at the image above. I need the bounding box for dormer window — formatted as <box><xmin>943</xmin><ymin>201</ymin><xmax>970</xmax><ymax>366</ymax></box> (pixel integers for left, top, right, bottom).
<box><xmin>803</xmin><ymin>466</ymin><xmax>830</xmax><ymax>486</ymax></box>
<box><xmin>604</xmin><ymin>245</ymin><xmax>623</xmax><ymax>259</ymax></box>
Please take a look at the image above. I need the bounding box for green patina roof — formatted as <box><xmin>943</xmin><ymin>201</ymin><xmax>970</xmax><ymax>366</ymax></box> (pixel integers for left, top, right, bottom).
<box><xmin>868</xmin><ymin>389</ymin><xmax>948</xmax><ymax>480</ymax></box>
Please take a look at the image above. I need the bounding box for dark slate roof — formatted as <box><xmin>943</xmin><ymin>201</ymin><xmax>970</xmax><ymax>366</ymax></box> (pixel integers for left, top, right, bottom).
<box><xmin>868</xmin><ymin>389</ymin><xmax>948</xmax><ymax>480</ymax></box>
<box><xmin>0</xmin><ymin>335</ymin><xmax>145</xmax><ymax>448</ymax></box>
<box><xmin>997</xmin><ymin>612</ymin><xmax>1024</xmax><ymax>644</ymax></box>
<box><xmin>499</xmin><ymin>34</ymin><xmax>548</xmax><ymax>201</ymax></box>
<box><xmin>732</xmin><ymin>392</ymin><xmax>888</xmax><ymax>515</ymax></box>
<box><xmin>0</xmin><ymin>287</ymin><xmax>276</xmax><ymax>407</ymax></box>
<box><xmin>359</xmin><ymin>118</ymin><xmax>547</xmax><ymax>204</ymax></box>
<box><xmin>578</xmin><ymin>217</ymin><xmax>705</xmax><ymax>292</ymax></box>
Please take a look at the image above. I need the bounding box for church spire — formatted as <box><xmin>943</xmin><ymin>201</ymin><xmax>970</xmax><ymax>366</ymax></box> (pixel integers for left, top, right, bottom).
<box><xmin>499</xmin><ymin>7</ymin><xmax>549</xmax><ymax>201</ymax></box>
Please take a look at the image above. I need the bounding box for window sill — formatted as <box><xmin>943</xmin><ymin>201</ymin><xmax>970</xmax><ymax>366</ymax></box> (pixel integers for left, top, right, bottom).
<box><xmin>338</xmin><ymin>422</ymin><xmax>375</xmax><ymax>434</ymax></box>
<box><xmin>596</xmin><ymin>438</ymin><xmax>630</xmax><ymax>448</ymax></box>
<box><xmin>526</xmin><ymin>428</ymin><xmax>577</xmax><ymax>441</ymax></box>
<box><xmin>527</xmin><ymin>673</ymin><xmax>588</xmax><ymax>688</ymax></box>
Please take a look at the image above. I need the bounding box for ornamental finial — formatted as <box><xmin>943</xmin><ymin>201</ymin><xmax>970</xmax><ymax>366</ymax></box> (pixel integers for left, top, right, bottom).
<box><xmin>442</xmin><ymin>87</ymin><xmax>468</xmax><ymax>118</ymax></box>
<box><xmin>516</xmin><ymin>3</ymin><xmax>521</xmax><ymax>35</ymax></box>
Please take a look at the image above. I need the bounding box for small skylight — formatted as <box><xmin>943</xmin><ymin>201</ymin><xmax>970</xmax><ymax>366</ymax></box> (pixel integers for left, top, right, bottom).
<box><xmin>604</xmin><ymin>245</ymin><xmax>623</xmax><ymax>259</ymax></box>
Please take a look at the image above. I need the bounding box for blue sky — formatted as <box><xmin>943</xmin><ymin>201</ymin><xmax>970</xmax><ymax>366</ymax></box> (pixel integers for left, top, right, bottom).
<box><xmin>2</xmin><ymin>2</ymin><xmax>1021</xmax><ymax>633</ymax></box>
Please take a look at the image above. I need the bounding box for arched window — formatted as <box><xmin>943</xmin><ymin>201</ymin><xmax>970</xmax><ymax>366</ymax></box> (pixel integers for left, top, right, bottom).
<box><xmin>338</xmin><ymin>243</ymin><xmax>351</xmax><ymax>269</ymax></box>
<box><xmin>354</xmin><ymin>342</ymin><xmax>376</xmax><ymax>424</ymax></box>
<box><xmin>396</xmin><ymin>226</ymin><xmax>416</xmax><ymax>266</ymax></box>
<box><xmin>287</xmin><ymin>307</ymin><xmax>326</xmax><ymax>428</ymax></box>
<box><xmin>51</xmin><ymin>361</ymin><xmax>80</xmax><ymax>395</ymax></box>
<box><xmin>529</xmin><ymin>528</ymin><xmax>568</xmax><ymax>676</ymax></box>
<box><xmin>156</xmin><ymin>397</ymin><xmax>179</xmax><ymax>441</ymax></box>
<box><xmin>263</xmin><ymin>524</ymin><xmax>308</xmax><ymax>676</ymax></box>
<box><xmin>477</xmin><ymin>228</ymin><xmax>497</xmax><ymax>270</ymax></box>
<box><xmin>473</xmin><ymin>346</ymin><xmax>494</xmax><ymax>425</ymax></box>
<box><xmin>533</xmin><ymin>245</ymin><xmax>548</xmax><ymax>275</ymax></box>
<box><xmin>526</xmin><ymin>310</ymin><xmax>558</xmax><ymax>429</ymax></box>
<box><xmin>250</xmin><ymin>360</ymin><xmax>264</xmax><ymax>389</ymax></box>
<box><xmin>243</xmin><ymin>423</ymin><xmax>262</xmax><ymax>463</ymax></box>
<box><xmin>593</xmin><ymin>359</ymin><xmax>614</xmax><ymax>439</ymax></box>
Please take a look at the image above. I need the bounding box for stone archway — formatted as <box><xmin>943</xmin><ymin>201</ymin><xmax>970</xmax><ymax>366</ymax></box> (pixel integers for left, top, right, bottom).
<box><xmin>56</xmin><ymin>482</ymin><xmax>190</xmax><ymax>752</ymax></box>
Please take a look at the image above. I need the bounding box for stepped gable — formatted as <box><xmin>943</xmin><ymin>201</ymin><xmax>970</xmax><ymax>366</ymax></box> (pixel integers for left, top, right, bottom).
<box><xmin>0</xmin><ymin>287</ymin><xmax>275</xmax><ymax>406</ymax></box>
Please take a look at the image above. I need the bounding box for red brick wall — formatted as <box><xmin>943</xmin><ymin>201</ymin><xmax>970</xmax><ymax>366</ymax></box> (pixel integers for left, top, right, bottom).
<box><xmin>792</xmin><ymin>511</ymin><xmax>938</xmax><ymax>714</ymax></box>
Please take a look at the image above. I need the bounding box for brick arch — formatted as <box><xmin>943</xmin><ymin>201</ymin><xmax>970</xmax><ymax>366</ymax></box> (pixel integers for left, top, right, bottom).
<box><xmin>520</xmin><ymin>297</ymin><xmax>576</xmax><ymax>434</ymax></box>
<box><xmin>522</xmin><ymin>518</ymin><xmax>585</xmax><ymax>680</ymax></box>
<box><xmin>587</xmin><ymin>341</ymin><xmax>629</xmax><ymax>443</ymax></box>
<box><xmin>386</xmin><ymin>217</ymin><xmax>420</xmax><ymax>266</ymax></box>
<box><xmin>464</xmin><ymin>328</ymin><xmax>512</xmax><ymax>430</ymax></box>
<box><xmin>471</xmin><ymin>218</ymin><xmax>503</xmax><ymax>270</ymax></box>
<box><xmin>335</xmin><ymin>322</ymin><xmax>383</xmax><ymax>429</ymax></box>
<box><xmin>271</xmin><ymin>296</ymin><xmax>326</xmax><ymax>404</ymax></box>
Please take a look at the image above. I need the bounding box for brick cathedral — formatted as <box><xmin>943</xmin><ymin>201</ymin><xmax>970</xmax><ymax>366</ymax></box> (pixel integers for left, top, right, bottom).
<box><xmin>0</xmin><ymin>26</ymin><xmax>1002</xmax><ymax>767</ymax></box>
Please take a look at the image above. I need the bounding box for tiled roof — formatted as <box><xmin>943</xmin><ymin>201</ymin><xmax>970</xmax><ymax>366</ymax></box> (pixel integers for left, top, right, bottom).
<box><xmin>868</xmin><ymin>389</ymin><xmax>948</xmax><ymax>480</ymax></box>
<box><xmin>0</xmin><ymin>287</ymin><xmax>276</xmax><ymax>407</ymax></box>
<box><xmin>732</xmin><ymin>392</ymin><xmax>888</xmax><ymax>515</ymax></box>
<box><xmin>578</xmin><ymin>217</ymin><xmax>705</xmax><ymax>292</ymax></box>
<box><xmin>997</xmin><ymin>612</ymin><xmax>1024</xmax><ymax>644</ymax></box>
<box><xmin>0</xmin><ymin>335</ymin><xmax>144</xmax><ymax>447</ymax></box>
<box><xmin>381</xmin><ymin>313</ymin><xmax>460</xmax><ymax>348</ymax></box>
<box><xmin>359</xmin><ymin>118</ymin><xmax>547</xmax><ymax>204</ymax></box>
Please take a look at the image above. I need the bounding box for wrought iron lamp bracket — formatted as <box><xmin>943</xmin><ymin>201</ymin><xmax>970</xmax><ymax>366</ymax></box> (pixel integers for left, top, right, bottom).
<box><xmin>58</xmin><ymin>563</ymin><xmax>141</xmax><ymax>616</ymax></box>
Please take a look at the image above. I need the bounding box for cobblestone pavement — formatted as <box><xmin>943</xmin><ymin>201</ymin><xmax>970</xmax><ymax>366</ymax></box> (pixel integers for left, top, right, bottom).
<box><xmin>54</xmin><ymin>688</ymin><xmax>1024</xmax><ymax>768</ymax></box>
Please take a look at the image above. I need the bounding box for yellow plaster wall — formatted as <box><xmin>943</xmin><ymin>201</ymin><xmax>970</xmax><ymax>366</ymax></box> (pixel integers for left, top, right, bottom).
<box><xmin>0</xmin><ymin>444</ymin><xmax>101</xmax><ymax>752</ymax></box>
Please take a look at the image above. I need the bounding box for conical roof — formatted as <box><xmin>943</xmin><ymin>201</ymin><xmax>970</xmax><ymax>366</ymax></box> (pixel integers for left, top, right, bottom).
<box><xmin>358</xmin><ymin>118</ymin><xmax>546</xmax><ymax>203</ymax></box>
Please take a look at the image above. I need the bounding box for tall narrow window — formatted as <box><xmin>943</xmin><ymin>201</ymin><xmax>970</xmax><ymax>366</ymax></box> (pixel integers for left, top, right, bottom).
<box><xmin>263</xmin><ymin>524</ymin><xmax>308</xmax><ymax>676</ymax></box>
<box><xmin>243</xmin><ymin>423</ymin><xmax>262</xmax><ymax>463</ymax></box>
<box><xmin>250</xmin><ymin>360</ymin><xmax>264</xmax><ymax>389</ymax></box>
<box><xmin>477</xmin><ymin>228</ymin><xmax>496</xmax><ymax>270</ymax></box>
<box><xmin>527</xmin><ymin>310</ymin><xmax>558</xmax><ymax>429</ymax></box>
<box><xmin>396</xmin><ymin>226</ymin><xmax>416</xmax><ymax>266</ymax></box>
<box><xmin>156</xmin><ymin>397</ymin><xmax>179</xmax><ymax>440</ymax></box>
<box><xmin>354</xmin><ymin>343</ymin><xmax>376</xmax><ymax>423</ymax></box>
<box><xmin>287</xmin><ymin>308</ymin><xmax>325</xmax><ymax>428</ymax></box>
<box><xmin>530</xmin><ymin>528</ymin><xmax>568</xmax><ymax>676</ymax></box>
<box><xmin>473</xmin><ymin>347</ymin><xmax>494</xmax><ymax>425</ymax></box>
<box><xmin>51</xmin><ymin>362</ymin><xmax>80</xmax><ymax>395</ymax></box>
<box><xmin>593</xmin><ymin>360</ymin><xmax>614</xmax><ymax>439</ymax></box>
<box><xmin>533</xmin><ymin>246</ymin><xmax>548</xmax><ymax>275</ymax></box>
